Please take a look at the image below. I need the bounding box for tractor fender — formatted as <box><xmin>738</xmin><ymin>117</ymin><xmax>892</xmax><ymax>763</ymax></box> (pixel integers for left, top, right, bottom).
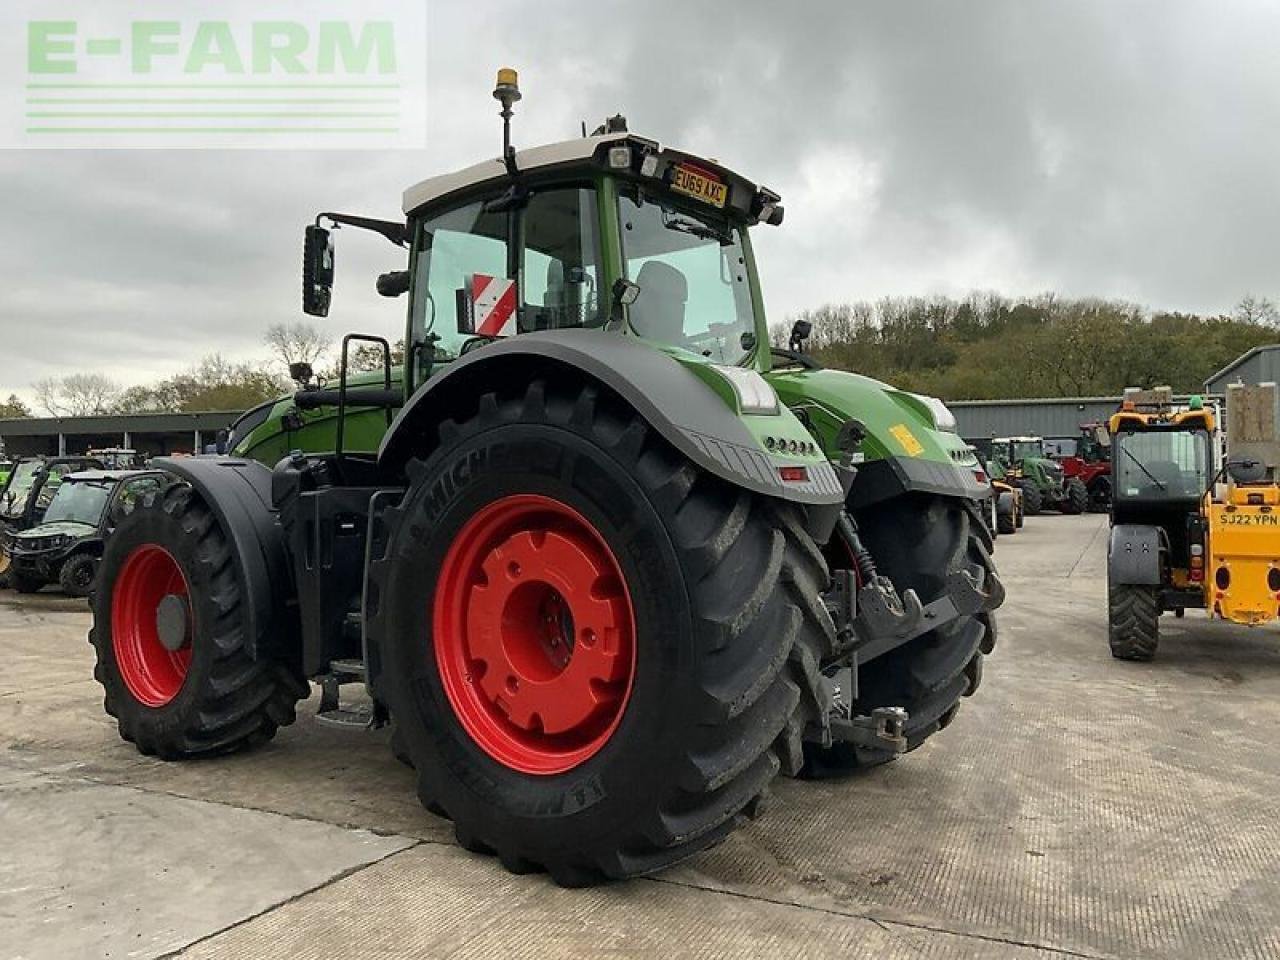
<box><xmin>151</xmin><ymin>456</ymin><xmax>301</xmax><ymax>666</ymax></box>
<box><xmin>1108</xmin><ymin>524</ymin><xmax>1165</xmax><ymax>585</ymax></box>
<box><xmin>379</xmin><ymin>329</ymin><xmax>844</xmax><ymax>506</ymax></box>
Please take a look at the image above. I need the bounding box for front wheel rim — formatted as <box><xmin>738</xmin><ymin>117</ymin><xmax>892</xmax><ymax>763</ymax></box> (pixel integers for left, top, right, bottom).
<box><xmin>111</xmin><ymin>545</ymin><xmax>192</xmax><ymax>707</ymax></box>
<box><xmin>434</xmin><ymin>494</ymin><xmax>637</xmax><ymax>775</ymax></box>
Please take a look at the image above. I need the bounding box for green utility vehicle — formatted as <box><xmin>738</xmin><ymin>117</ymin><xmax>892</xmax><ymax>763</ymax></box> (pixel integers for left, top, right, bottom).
<box><xmin>990</xmin><ymin>435</ymin><xmax>1086</xmax><ymax>515</ymax></box>
<box><xmin>6</xmin><ymin>470</ymin><xmax>166</xmax><ymax>596</ymax></box>
<box><xmin>90</xmin><ymin>71</ymin><xmax>1002</xmax><ymax>885</ymax></box>
<box><xmin>0</xmin><ymin>455</ymin><xmax>104</xmax><ymax>586</ymax></box>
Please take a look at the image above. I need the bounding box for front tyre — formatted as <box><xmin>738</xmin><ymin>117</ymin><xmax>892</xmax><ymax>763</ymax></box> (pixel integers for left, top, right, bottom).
<box><xmin>804</xmin><ymin>496</ymin><xmax>997</xmax><ymax>775</ymax></box>
<box><xmin>89</xmin><ymin>485</ymin><xmax>307</xmax><ymax>759</ymax></box>
<box><xmin>1062</xmin><ymin>478</ymin><xmax>1088</xmax><ymax>515</ymax></box>
<box><xmin>59</xmin><ymin>553</ymin><xmax>98</xmax><ymax>598</ymax></box>
<box><xmin>371</xmin><ymin>381</ymin><xmax>835</xmax><ymax>885</ymax></box>
<box><xmin>1108</xmin><ymin>583</ymin><xmax>1159</xmax><ymax>661</ymax></box>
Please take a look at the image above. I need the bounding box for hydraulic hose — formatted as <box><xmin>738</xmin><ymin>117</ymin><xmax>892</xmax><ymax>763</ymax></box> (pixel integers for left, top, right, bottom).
<box><xmin>836</xmin><ymin>512</ymin><xmax>878</xmax><ymax>584</ymax></box>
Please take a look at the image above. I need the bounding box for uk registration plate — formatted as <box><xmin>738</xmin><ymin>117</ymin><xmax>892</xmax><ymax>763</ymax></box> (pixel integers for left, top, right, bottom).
<box><xmin>671</xmin><ymin>164</ymin><xmax>728</xmax><ymax>208</ymax></box>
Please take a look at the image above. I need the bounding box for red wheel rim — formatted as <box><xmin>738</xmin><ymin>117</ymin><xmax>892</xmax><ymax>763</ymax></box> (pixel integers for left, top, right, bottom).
<box><xmin>434</xmin><ymin>494</ymin><xmax>637</xmax><ymax>775</ymax></box>
<box><xmin>112</xmin><ymin>545</ymin><xmax>193</xmax><ymax>708</ymax></box>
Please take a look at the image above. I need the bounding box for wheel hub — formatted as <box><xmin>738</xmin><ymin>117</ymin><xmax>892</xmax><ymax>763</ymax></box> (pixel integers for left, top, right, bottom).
<box><xmin>111</xmin><ymin>545</ymin><xmax>192</xmax><ymax>708</ymax></box>
<box><xmin>155</xmin><ymin>593</ymin><xmax>191</xmax><ymax>652</ymax></box>
<box><xmin>435</xmin><ymin>494</ymin><xmax>636</xmax><ymax>775</ymax></box>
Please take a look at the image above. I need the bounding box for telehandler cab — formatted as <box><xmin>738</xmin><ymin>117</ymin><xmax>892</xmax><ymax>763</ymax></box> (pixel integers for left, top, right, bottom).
<box><xmin>1108</xmin><ymin>385</ymin><xmax>1280</xmax><ymax>660</ymax></box>
<box><xmin>90</xmin><ymin>70</ymin><xmax>1003</xmax><ymax>884</ymax></box>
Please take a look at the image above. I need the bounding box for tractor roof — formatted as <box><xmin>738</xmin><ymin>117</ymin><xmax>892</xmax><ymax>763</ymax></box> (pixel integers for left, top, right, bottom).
<box><xmin>402</xmin><ymin>131</ymin><xmax>774</xmax><ymax>217</ymax></box>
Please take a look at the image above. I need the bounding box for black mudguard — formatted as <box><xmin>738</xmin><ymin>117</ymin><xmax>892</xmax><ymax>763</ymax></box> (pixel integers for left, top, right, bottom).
<box><xmin>151</xmin><ymin>456</ymin><xmax>301</xmax><ymax>667</ymax></box>
<box><xmin>1109</xmin><ymin>524</ymin><xmax>1164</xmax><ymax>585</ymax></box>
<box><xmin>378</xmin><ymin>330</ymin><xmax>844</xmax><ymax>508</ymax></box>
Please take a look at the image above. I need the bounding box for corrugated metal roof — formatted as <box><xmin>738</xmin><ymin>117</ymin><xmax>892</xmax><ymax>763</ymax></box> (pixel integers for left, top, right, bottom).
<box><xmin>1204</xmin><ymin>344</ymin><xmax>1280</xmax><ymax>392</ymax></box>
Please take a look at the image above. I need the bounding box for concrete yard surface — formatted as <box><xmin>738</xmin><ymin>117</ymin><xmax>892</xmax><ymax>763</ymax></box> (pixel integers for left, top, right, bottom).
<box><xmin>3</xmin><ymin>512</ymin><xmax>1280</xmax><ymax>959</ymax></box>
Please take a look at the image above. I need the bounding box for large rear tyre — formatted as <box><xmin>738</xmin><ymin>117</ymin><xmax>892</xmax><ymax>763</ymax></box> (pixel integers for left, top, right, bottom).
<box><xmin>1088</xmin><ymin>477</ymin><xmax>1112</xmax><ymax>513</ymax></box>
<box><xmin>89</xmin><ymin>485</ymin><xmax>308</xmax><ymax>759</ymax></box>
<box><xmin>1020</xmin><ymin>481</ymin><xmax>1043</xmax><ymax>516</ymax></box>
<box><xmin>370</xmin><ymin>380</ymin><xmax>835</xmax><ymax>885</ymax></box>
<box><xmin>803</xmin><ymin>496</ymin><xmax>996</xmax><ymax>775</ymax></box>
<box><xmin>1108</xmin><ymin>583</ymin><xmax>1159</xmax><ymax>661</ymax></box>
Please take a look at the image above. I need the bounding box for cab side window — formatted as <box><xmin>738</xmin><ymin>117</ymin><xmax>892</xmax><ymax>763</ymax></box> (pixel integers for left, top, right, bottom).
<box><xmin>412</xmin><ymin>201</ymin><xmax>509</xmax><ymax>362</ymax></box>
<box><xmin>521</xmin><ymin>187</ymin><xmax>602</xmax><ymax>331</ymax></box>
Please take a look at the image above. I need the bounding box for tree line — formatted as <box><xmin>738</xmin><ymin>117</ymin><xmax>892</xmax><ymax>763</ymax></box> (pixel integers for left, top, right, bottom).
<box><xmin>3</xmin><ymin>323</ymin><xmax>403</xmax><ymax>420</ymax></box>
<box><xmin>4</xmin><ymin>293</ymin><xmax>1276</xmax><ymax>420</ymax></box>
<box><xmin>771</xmin><ymin>294</ymin><xmax>1279</xmax><ymax>400</ymax></box>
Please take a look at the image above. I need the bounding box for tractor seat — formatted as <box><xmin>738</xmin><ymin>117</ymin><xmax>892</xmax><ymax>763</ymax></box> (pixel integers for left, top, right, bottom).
<box><xmin>629</xmin><ymin>261</ymin><xmax>688</xmax><ymax>345</ymax></box>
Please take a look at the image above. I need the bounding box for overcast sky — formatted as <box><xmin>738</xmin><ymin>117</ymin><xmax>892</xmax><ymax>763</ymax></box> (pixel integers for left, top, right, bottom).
<box><xmin>2</xmin><ymin>0</ymin><xmax>1278</xmax><ymax>405</ymax></box>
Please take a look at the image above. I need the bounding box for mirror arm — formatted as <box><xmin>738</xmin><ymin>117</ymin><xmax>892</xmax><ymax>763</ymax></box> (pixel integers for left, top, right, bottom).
<box><xmin>317</xmin><ymin>212</ymin><xmax>409</xmax><ymax>248</ymax></box>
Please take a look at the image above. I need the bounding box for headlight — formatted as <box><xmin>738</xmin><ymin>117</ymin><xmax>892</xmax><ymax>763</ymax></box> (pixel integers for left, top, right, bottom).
<box><xmin>713</xmin><ymin>366</ymin><xmax>780</xmax><ymax>415</ymax></box>
<box><xmin>911</xmin><ymin>393</ymin><xmax>957</xmax><ymax>433</ymax></box>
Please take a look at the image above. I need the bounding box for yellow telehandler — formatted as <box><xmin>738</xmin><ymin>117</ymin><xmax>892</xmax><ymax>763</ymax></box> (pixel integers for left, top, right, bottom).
<box><xmin>1107</xmin><ymin>384</ymin><xmax>1280</xmax><ymax>659</ymax></box>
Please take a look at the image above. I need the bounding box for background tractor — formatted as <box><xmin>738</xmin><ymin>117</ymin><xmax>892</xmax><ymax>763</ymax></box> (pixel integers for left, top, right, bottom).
<box><xmin>1053</xmin><ymin>423</ymin><xmax>1112</xmax><ymax>512</ymax></box>
<box><xmin>990</xmin><ymin>435</ymin><xmax>1087</xmax><ymax>515</ymax></box>
<box><xmin>1106</xmin><ymin>385</ymin><xmax>1280</xmax><ymax>660</ymax></box>
<box><xmin>89</xmin><ymin>71</ymin><xmax>1002</xmax><ymax>885</ymax></box>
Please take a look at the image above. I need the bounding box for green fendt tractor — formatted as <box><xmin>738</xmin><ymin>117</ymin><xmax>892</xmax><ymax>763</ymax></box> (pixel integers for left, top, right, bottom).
<box><xmin>990</xmin><ymin>435</ymin><xmax>1086</xmax><ymax>515</ymax></box>
<box><xmin>89</xmin><ymin>71</ymin><xmax>1002</xmax><ymax>885</ymax></box>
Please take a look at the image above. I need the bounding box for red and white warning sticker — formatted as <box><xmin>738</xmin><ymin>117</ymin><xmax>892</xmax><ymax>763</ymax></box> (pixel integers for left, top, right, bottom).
<box><xmin>471</xmin><ymin>274</ymin><xmax>517</xmax><ymax>337</ymax></box>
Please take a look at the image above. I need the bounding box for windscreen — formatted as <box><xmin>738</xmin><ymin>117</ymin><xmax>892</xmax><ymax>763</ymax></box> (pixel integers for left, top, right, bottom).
<box><xmin>1012</xmin><ymin>440</ymin><xmax>1044</xmax><ymax>461</ymax></box>
<box><xmin>1114</xmin><ymin>429</ymin><xmax>1210</xmax><ymax>499</ymax></box>
<box><xmin>619</xmin><ymin>187</ymin><xmax>757</xmax><ymax>364</ymax></box>
<box><xmin>43</xmin><ymin>481</ymin><xmax>112</xmax><ymax>526</ymax></box>
<box><xmin>1</xmin><ymin>461</ymin><xmax>41</xmax><ymax>519</ymax></box>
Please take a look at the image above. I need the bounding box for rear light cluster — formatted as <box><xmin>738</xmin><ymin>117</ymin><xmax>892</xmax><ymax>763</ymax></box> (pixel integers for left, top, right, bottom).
<box><xmin>778</xmin><ymin>466</ymin><xmax>809</xmax><ymax>484</ymax></box>
<box><xmin>1189</xmin><ymin>544</ymin><xmax>1204</xmax><ymax>583</ymax></box>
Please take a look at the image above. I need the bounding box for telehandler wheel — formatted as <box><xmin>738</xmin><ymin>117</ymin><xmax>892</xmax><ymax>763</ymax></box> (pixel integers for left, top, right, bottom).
<box><xmin>1108</xmin><ymin>583</ymin><xmax>1159</xmax><ymax>661</ymax></box>
<box><xmin>1020</xmin><ymin>481</ymin><xmax>1043</xmax><ymax>516</ymax></box>
<box><xmin>371</xmin><ymin>380</ymin><xmax>835</xmax><ymax>885</ymax></box>
<box><xmin>802</xmin><ymin>496</ymin><xmax>996</xmax><ymax>775</ymax></box>
<box><xmin>996</xmin><ymin>508</ymin><xmax>1016</xmax><ymax>536</ymax></box>
<box><xmin>59</xmin><ymin>553</ymin><xmax>98</xmax><ymax>598</ymax></box>
<box><xmin>1062</xmin><ymin>478</ymin><xmax>1088</xmax><ymax>515</ymax></box>
<box><xmin>89</xmin><ymin>484</ymin><xmax>308</xmax><ymax>759</ymax></box>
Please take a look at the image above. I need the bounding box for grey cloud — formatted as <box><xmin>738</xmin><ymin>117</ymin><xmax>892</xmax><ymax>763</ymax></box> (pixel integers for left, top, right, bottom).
<box><xmin>2</xmin><ymin>0</ymin><xmax>1278</xmax><ymax>401</ymax></box>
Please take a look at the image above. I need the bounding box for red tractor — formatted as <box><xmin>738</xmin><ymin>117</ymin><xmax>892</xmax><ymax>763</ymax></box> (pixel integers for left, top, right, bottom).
<box><xmin>1054</xmin><ymin>423</ymin><xmax>1112</xmax><ymax>512</ymax></box>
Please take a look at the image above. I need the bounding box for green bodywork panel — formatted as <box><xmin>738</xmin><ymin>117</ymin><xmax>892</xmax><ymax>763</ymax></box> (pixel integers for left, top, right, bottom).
<box><xmin>766</xmin><ymin>366</ymin><xmax>972</xmax><ymax>468</ymax></box>
<box><xmin>233</xmin><ymin>352</ymin><xmax>829</xmax><ymax>475</ymax></box>
<box><xmin>233</xmin><ymin>370</ymin><xmax>402</xmax><ymax>465</ymax></box>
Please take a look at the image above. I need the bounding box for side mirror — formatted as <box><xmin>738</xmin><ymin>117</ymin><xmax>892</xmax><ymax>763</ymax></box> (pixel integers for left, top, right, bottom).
<box><xmin>377</xmin><ymin>270</ymin><xmax>411</xmax><ymax>298</ymax></box>
<box><xmin>789</xmin><ymin>318</ymin><xmax>812</xmax><ymax>351</ymax></box>
<box><xmin>288</xmin><ymin>362</ymin><xmax>315</xmax><ymax>386</ymax></box>
<box><xmin>302</xmin><ymin>225</ymin><xmax>335</xmax><ymax>317</ymax></box>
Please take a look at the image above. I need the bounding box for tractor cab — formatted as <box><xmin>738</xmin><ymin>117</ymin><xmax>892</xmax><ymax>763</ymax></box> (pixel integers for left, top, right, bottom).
<box><xmin>297</xmin><ymin>72</ymin><xmax>787</xmax><ymax>410</ymax></box>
